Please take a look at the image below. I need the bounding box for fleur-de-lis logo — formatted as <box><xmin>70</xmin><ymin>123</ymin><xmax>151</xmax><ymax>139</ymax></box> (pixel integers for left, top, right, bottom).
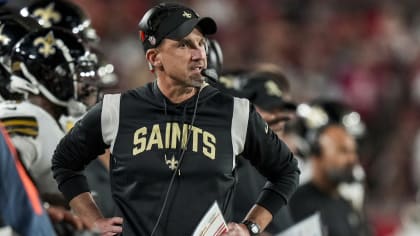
<box><xmin>33</xmin><ymin>31</ymin><xmax>57</xmax><ymax>58</ymax></box>
<box><xmin>33</xmin><ymin>3</ymin><xmax>61</xmax><ymax>27</ymax></box>
<box><xmin>165</xmin><ymin>155</ymin><xmax>178</xmax><ymax>171</ymax></box>
<box><xmin>182</xmin><ymin>11</ymin><xmax>192</xmax><ymax>19</ymax></box>
<box><xmin>0</xmin><ymin>24</ymin><xmax>11</xmax><ymax>46</ymax></box>
<box><xmin>265</xmin><ymin>80</ymin><xmax>283</xmax><ymax>98</ymax></box>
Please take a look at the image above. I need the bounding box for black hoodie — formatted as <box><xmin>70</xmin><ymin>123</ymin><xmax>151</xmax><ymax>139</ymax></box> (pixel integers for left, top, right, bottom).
<box><xmin>52</xmin><ymin>81</ymin><xmax>299</xmax><ymax>236</ymax></box>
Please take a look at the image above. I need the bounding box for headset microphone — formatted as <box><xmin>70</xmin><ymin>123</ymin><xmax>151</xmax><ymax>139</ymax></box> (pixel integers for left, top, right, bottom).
<box><xmin>201</xmin><ymin>68</ymin><xmax>219</xmax><ymax>84</ymax></box>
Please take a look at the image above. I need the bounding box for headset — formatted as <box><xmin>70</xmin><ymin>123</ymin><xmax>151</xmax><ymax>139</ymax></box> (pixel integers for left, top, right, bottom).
<box><xmin>307</xmin><ymin>123</ymin><xmax>331</xmax><ymax>157</ymax></box>
<box><xmin>201</xmin><ymin>39</ymin><xmax>223</xmax><ymax>84</ymax></box>
<box><xmin>138</xmin><ymin>3</ymin><xmax>164</xmax><ymax>46</ymax></box>
<box><xmin>150</xmin><ymin>84</ymin><xmax>203</xmax><ymax>236</ymax></box>
<box><xmin>138</xmin><ymin>3</ymin><xmax>200</xmax><ymax>52</ymax></box>
<box><xmin>139</xmin><ymin>3</ymin><xmax>198</xmax><ymax>34</ymax></box>
<box><xmin>139</xmin><ymin>3</ymin><xmax>212</xmax><ymax>77</ymax></box>
<box><xmin>139</xmin><ymin>7</ymin><xmax>221</xmax><ymax>232</ymax></box>
<box><xmin>308</xmin><ymin>122</ymin><xmax>347</xmax><ymax>157</ymax></box>
<box><xmin>307</xmin><ymin>129</ymin><xmax>322</xmax><ymax>157</ymax></box>
<box><xmin>206</xmin><ymin>39</ymin><xmax>223</xmax><ymax>75</ymax></box>
<box><xmin>138</xmin><ymin>3</ymin><xmax>170</xmax><ymax>72</ymax></box>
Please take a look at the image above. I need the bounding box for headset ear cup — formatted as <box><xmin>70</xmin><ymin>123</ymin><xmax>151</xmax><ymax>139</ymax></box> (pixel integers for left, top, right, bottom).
<box><xmin>138</xmin><ymin>6</ymin><xmax>159</xmax><ymax>34</ymax></box>
<box><xmin>310</xmin><ymin>137</ymin><xmax>321</xmax><ymax>157</ymax></box>
<box><xmin>204</xmin><ymin>38</ymin><xmax>209</xmax><ymax>55</ymax></box>
<box><xmin>307</xmin><ymin>130</ymin><xmax>319</xmax><ymax>157</ymax></box>
<box><xmin>307</xmin><ymin>125</ymin><xmax>327</xmax><ymax>157</ymax></box>
<box><xmin>206</xmin><ymin>39</ymin><xmax>223</xmax><ymax>74</ymax></box>
<box><xmin>138</xmin><ymin>5</ymin><xmax>163</xmax><ymax>51</ymax></box>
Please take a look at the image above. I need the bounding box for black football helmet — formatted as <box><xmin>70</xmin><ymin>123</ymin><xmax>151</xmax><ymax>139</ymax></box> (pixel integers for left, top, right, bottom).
<box><xmin>0</xmin><ymin>14</ymin><xmax>40</xmax><ymax>100</ymax></box>
<box><xmin>10</xmin><ymin>28</ymin><xmax>99</xmax><ymax>116</ymax></box>
<box><xmin>0</xmin><ymin>14</ymin><xmax>40</xmax><ymax>70</ymax></box>
<box><xmin>20</xmin><ymin>0</ymin><xmax>99</xmax><ymax>43</ymax></box>
<box><xmin>296</xmin><ymin>99</ymin><xmax>366</xmax><ymax>139</ymax></box>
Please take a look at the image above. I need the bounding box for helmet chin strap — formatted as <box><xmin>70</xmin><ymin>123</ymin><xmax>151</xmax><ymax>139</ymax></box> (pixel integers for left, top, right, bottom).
<box><xmin>10</xmin><ymin>75</ymin><xmax>40</xmax><ymax>95</ymax></box>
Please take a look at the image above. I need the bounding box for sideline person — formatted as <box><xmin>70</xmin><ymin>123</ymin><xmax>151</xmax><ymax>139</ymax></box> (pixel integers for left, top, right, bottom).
<box><xmin>52</xmin><ymin>3</ymin><xmax>299</xmax><ymax>235</ymax></box>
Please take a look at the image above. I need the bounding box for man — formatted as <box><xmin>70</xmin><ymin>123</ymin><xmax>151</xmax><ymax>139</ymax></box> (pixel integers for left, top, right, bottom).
<box><xmin>219</xmin><ymin>66</ymin><xmax>298</xmax><ymax>234</ymax></box>
<box><xmin>0</xmin><ymin>15</ymin><xmax>64</xmax><ymax>197</ymax></box>
<box><xmin>240</xmin><ymin>65</ymin><xmax>297</xmax><ymax>138</ymax></box>
<box><xmin>289</xmin><ymin>123</ymin><xmax>371</xmax><ymax>236</ymax></box>
<box><xmin>0</xmin><ymin>16</ymin><xmax>92</xmax><ymax>234</ymax></box>
<box><xmin>20</xmin><ymin>0</ymin><xmax>99</xmax><ymax>43</ymax></box>
<box><xmin>20</xmin><ymin>0</ymin><xmax>118</xmax><ymax>217</ymax></box>
<box><xmin>2</xmin><ymin>27</ymin><xmax>98</xmax><ymax>199</ymax></box>
<box><xmin>20</xmin><ymin>0</ymin><xmax>118</xmax><ymax>109</ymax></box>
<box><xmin>218</xmin><ymin>65</ymin><xmax>296</xmax><ymax>138</ymax></box>
<box><xmin>295</xmin><ymin>99</ymin><xmax>367</xmax><ymax>207</ymax></box>
<box><xmin>52</xmin><ymin>3</ymin><xmax>299</xmax><ymax>236</ymax></box>
<box><xmin>0</xmin><ymin>14</ymin><xmax>41</xmax><ymax>102</ymax></box>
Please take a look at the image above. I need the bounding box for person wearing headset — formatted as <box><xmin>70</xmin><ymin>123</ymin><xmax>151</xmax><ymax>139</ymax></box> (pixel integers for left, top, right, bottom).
<box><xmin>288</xmin><ymin>123</ymin><xmax>371</xmax><ymax>236</ymax></box>
<box><xmin>52</xmin><ymin>3</ymin><xmax>299</xmax><ymax>236</ymax></box>
<box><xmin>229</xmin><ymin>65</ymin><xmax>298</xmax><ymax>235</ymax></box>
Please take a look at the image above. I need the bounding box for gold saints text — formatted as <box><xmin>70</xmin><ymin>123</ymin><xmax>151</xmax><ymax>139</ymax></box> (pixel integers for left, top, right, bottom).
<box><xmin>132</xmin><ymin>122</ymin><xmax>216</xmax><ymax>159</ymax></box>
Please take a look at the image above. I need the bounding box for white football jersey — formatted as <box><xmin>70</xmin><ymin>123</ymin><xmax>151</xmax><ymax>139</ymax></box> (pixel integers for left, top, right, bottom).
<box><xmin>0</xmin><ymin>100</ymin><xmax>64</xmax><ymax>194</ymax></box>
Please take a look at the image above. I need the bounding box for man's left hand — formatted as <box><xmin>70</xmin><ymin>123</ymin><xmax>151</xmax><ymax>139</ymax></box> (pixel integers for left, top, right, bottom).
<box><xmin>221</xmin><ymin>222</ymin><xmax>249</xmax><ymax>236</ymax></box>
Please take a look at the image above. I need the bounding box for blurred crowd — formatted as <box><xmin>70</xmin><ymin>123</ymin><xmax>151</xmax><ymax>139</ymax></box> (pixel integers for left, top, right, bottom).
<box><xmin>1</xmin><ymin>0</ymin><xmax>420</xmax><ymax>235</ymax></box>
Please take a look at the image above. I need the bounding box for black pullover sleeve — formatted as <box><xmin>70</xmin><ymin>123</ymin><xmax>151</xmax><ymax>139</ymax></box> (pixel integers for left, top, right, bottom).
<box><xmin>52</xmin><ymin>102</ymin><xmax>108</xmax><ymax>201</ymax></box>
<box><xmin>241</xmin><ymin>105</ymin><xmax>300</xmax><ymax>216</ymax></box>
